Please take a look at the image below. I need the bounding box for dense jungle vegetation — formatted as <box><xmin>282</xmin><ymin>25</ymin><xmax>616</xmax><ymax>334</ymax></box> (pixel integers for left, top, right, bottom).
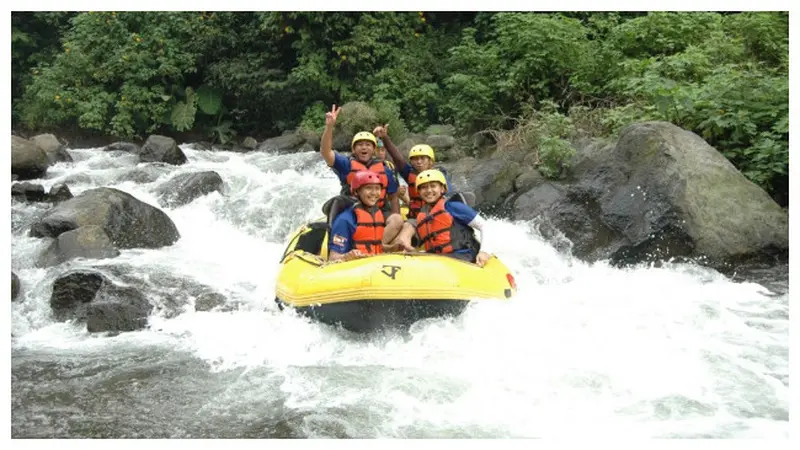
<box><xmin>11</xmin><ymin>11</ymin><xmax>789</xmax><ymax>204</ymax></box>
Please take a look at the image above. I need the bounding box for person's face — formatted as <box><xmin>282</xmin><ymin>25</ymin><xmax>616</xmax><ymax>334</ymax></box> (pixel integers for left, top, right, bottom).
<box><xmin>410</xmin><ymin>155</ymin><xmax>433</xmax><ymax>171</ymax></box>
<box><xmin>418</xmin><ymin>181</ymin><xmax>445</xmax><ymax>204</ymax></box>
<box><xmin>357</xmin><ymin>184</ymin><xmax>382</xmax><ymax>206</ymax></box>
<box><xmin>352</xmin><ymin>141</ymin><xmax>375</xmax><ymax>163</ymax></box>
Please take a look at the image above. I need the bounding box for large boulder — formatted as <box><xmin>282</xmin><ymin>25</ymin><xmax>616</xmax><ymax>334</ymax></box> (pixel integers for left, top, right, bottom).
<box><xmin>30</xmin><ymin>133</ymin><xmax>73</xmax><ymax>164</ymax></box>
<box><xmin>29</xmin><ymin>187</ymin><xmax>180</xmax><ymax>249</ymax></box>
<box><xmin>11</xmin><ymin>135</ymin><xmax>51</xmax><ymax>180</ymax></box>
<box><xmin>513</xmin><ymin>182</ymin><xmax>619</xmax><ymax>259</ymax></box>
<box><xmin>154</xmin><ymin>171</ymin><xmax>224</xmax><ymax>207</ymax></box>
<box><xmin>49</xmin><ymin>270</ymin><xmax>152</xmax><ymax>333</ymax></box>
<box><xmin>36</xmin><ymin>225</ymin><xmax>121</xmax><ymax>267</ymax></box>
<box><xmin>514</xmin><ymin>122</ymin><xmax>789</xmax><ymax>264</ymax></box>
<box><xmin>440</xmin><ymin>156</ymin><xmax>524</xmax><ymax>211</ymax></box>
<box><xmin>139</xmin><ymin>135</ymin><xmax>187</xmax><ymax>165</ymax></box>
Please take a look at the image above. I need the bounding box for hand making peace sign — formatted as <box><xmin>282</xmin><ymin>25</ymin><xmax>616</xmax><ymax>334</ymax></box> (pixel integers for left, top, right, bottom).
<box><xmin>325</xmin><ymin>104</ymin><xmax>342</xmax><ymax>127</ymax></box>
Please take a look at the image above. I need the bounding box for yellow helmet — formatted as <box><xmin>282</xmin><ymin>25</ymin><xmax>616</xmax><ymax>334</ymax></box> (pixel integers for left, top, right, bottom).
<box><xmin>408</xmin><ymin>144</ymin><xmax>436</xmax><ymax>162</ymax></box>
<box><xmin>351</xmin><ymin>131</ymin><xmax>377</xmax><ymax>150</ymax></box>
<box><xmin>415</xmin><ymin>169</ymin><xmax>448</xmax><ymax>192</ymax></box>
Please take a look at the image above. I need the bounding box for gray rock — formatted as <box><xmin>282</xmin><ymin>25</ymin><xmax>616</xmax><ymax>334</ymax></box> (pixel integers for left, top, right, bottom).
<box><xmin>11</xmin><ymin>135</ymin><xmax>51</xmax><ymax>180</ymax></box>
<box><xmin>31</xmin><ymin>133</ymin><xmax>73</xmax><ymax>164</ymax></box>
<box><xmin>50</xmin><ymin>271</ymin><xmax>106</xmax><ymax>316</ymax></box>
<box><xmin>11</xmin><ymin>182</ymin><xmax>47</xmax><ymax>202</ymax></box>
<box><xmin>48</xmin><ymin>183</ymin><xmax>74</xmax><ymax>202</ymax></box>
<box><xmin>195</xmin><ymin>291</ymin><xmax>228</xmax><ymax>312</ymax></box>
<box><xmin>256</xmin><ymin>133</ymin><xmax>307</xmax><ymax>153</ymax></box>
<box><xmin>104</xmin><ymin>142</ymin><xmax>141</xmax><ymax>153</ymax></box>
<box><xmin>155</xmin><ymin>171</ymin><xmax>224</xmax><ymax>208</ymax></box>
<box><xmin>241</xmin><ymin>136</ymin><xmax>258</xmax><ymax>150</ymax></box>
<box><xmin>29</xmin><ymin>187</ymin><xmax>180</xmax><ymax>249</ymax></box>
<box><xmin>606</xmin><ymin>122</ymin><xmax>788</xmax><ymax>262</ymax></box>
<box><xmin>140</xmin><ymin>135</ymin><xmax>187</xmax><ymax>165</ymax></box>
<box><xmin>50</xmin><ymin>270</ymin><xmax>152</xmax><ymax>333</ymax></box>
<box><xmin>425</xmin><ymin>135</ymin><xmax>456</xmax><ymax>151</ymax></box>
<box><xmin>513</xmin><ymin>122</ymin><xmax>789</xmax><ymax>264</ymax></box>
<box><xmin>36</xmin><ymin>225</ymin><xmax>120</xmax><ymax>267</ymax></box>
<box><xmin>12</xmin><ymin>272</ymin><xmax>21</xmax><ymax>301</ymax></box>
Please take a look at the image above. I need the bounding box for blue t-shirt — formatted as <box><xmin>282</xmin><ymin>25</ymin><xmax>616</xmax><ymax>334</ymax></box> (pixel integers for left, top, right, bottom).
<box><xmin>418</xmin><ymin>199</ymin><xmax>478</xmax><ymax>257</ymax></box>
<box><xmin>400</xmin><ymin>165</ymin><xmax>453</xmax><ymax>192</ymax></box>
<box><xmin>331</xmin><ymin>153</ymin><xmax>398</xmax><ymax>194</ymax></box>
<box><xmin>328</xmin><ymin>206</ymin><xmax>358</xmax><ymax>254</ymax></box>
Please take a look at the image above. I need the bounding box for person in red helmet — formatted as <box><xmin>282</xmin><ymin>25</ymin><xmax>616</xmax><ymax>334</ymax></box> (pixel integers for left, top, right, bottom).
<box><xmin>328</xmin><ymin>171</ymin><xmax>405</xmax><ymax>262</ymax></box>
<box><xmin>320</xmin><ymin>105</ymin><xmax>403</xmax><ymax>248</ymax></box>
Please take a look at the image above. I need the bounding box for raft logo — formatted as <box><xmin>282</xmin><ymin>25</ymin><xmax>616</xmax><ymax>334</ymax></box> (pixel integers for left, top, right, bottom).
<box><xmin>380</xmin><ymin>265</ymin><xmax>401</xmax><ymax>280</ymax></box>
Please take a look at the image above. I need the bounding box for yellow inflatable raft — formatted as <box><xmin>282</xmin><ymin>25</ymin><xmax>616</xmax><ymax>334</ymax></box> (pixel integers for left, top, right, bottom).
<box><xmin>274</xmin><ymin>195</ymin><xmax>517</xmax><ymax>332</ymax></box>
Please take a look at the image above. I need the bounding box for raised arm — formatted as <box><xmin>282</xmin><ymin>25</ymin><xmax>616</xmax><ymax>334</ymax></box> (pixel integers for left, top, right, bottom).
<box><xmin>373</xmin><ymin>124</ymin><xmax>407</xmax><ymax>172</ymax></box>
<box><xmin>320</xmin><ymin>104</ymin><xmax>341</xmax><ymax>167</ymax></box>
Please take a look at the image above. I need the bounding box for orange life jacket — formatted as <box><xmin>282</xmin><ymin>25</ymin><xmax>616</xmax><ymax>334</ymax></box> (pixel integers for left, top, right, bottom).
<box><xmin>351</xmin><ymin>204</ymin><xmax>385</xmax><ymax>255</ymax></box>
<box><xmin>406</xmin><ymin>171</ymin><xmax>425</xmax><ymax>219</ymax></box>
<box><xmin>405</xmin><ymin>166</ymin><xmax>447</xmax><ymax>219</ymax></box>
<box><xmin>343</xmin><ymin>157</ymin><xmax>389</xmax><ymax>208</ymax></box>
<box><xmin>415</xmin><ymin>197</ymin><xmax>479</xmax><ymax>255</ymax></box>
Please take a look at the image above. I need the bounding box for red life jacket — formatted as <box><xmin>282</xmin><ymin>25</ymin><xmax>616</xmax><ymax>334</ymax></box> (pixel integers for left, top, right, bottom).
<box><xmin>416</xmin><ymin>197</ymin><xmax>479</xmax><ymax>254</ymax></box>
<box><xmin>351</xmin><ymin>204</ymin><xmax>385</xmax><ymax>255</ymax></box>
<box><xmin>343</xmin><ymin>157</ymin><xmax>389</xmax><ymax>208</ymax></box>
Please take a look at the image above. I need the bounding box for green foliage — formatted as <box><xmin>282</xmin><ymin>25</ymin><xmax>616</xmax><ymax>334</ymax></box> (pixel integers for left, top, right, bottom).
<box><xmin>298</xmin><ymin>102</ymin><xmax>328</xmax><ymax>134</ymax></box>
<box><xmin>18</xmin><ymin>12</ymin><xmax>218</xmax><ymax>137</ymax></box>
<box><xmin>11</xmin><ymin>12</ymin><xmax>75</xmax><ymax>124</ymax></box>
<box><xmin>443</xmin><ymin>13</ymin><xmax>591</xmax><ymax>133</ymax></box>
<box><xmin>490</xmin><ymin>100</ymin><xmax>576</xmax><ymax>179</ymax></box>
<box><xmin>723</xmin><ymin>12</ymin><xmax>788</xmax><ymax>68</ymax></box>
<box><xmin>607</xmin><ymin>12</ymin><xmax>723</xmax><ymax>58</ymax></box>
<box><xmin>170</xmin><ymin>87</ymin><xmax>197</xmax><ymax>132</ymax></box>
<box><xmin>336</xmin><ymin>101</ymin><xmax>408</xmax><ymax>142</ymax></box>
<box><xmin>12</xmin><ymin>11</ymin><xmax>788</xmax><ymax>201</ymax></box>
<box><xmin>594</xmin><ymin>11</ymin><xmax>789</xmax><ymax>194</ymax></box>
<box><xmin>196</xmin><ymin>85</ymin><xmax>222</xmax><ymax>115</ymax></box>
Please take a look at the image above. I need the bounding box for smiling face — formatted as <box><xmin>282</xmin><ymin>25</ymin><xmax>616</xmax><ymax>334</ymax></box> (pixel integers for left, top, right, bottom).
<box><xmin>356</xmin><ymin>183</ymin><xmax>382</xmax><ymax>207</ymax></box>
<box><xmin>410</xmin><ymin>155</ymin><xmax>434</xmax><ymax>172</ymax></box>
<box><xmin>418</xmin><ymin>181</ymin><xmax>446</xmax><ymax>204</ymax></box>
<box><xmin>352</xmin><ymin>140</ymin><xmax>376</xmax><ymax>163</ymax></box>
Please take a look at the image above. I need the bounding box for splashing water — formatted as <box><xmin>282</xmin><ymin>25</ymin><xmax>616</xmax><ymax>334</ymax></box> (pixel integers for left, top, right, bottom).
<box><xmin>10</xmin><ymin>145</ymin><xmax>789</xmax><ymax>438</ymax></box>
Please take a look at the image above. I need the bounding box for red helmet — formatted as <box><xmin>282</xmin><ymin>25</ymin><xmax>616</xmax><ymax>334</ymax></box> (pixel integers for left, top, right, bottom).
<box><xmin>350</xmin><ymin>170</ymin><xmax>382</xmax><ymax>194</ymax></box>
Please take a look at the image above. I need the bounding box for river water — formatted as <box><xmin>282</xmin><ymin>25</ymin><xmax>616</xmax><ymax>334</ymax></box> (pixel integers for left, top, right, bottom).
<box><xmin>9</xmin><ymin>145</ymin><xmax>790</xmax><ymax>438</ymax></box>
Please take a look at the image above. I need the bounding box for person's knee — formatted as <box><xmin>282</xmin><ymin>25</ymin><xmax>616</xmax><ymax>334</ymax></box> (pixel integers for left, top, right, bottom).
<box><xmin>382</xmin><ymin>213</ymin><xmax>403</xmax><ymax>243</ymax></box>
<box><xmin>385</xmin><ymin>213</ymin><xmax>402</xmax><ymax>227</ymax></box>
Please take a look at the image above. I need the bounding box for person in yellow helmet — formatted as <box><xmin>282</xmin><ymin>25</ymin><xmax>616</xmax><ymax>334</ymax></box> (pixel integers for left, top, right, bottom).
<box><xmin>319</xmin><ymin>105</ymin><xmax>404</xmax><ymax>247</ymax></box>
<box><xmin>393</xmin><ymin>169</ymin><xmax>492</xmax><ymax>267</ymax></box>
<box><xmin>372</xmin><ymin>124</ymin><xmax>452</xmax><ymax>220</ymax></box>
